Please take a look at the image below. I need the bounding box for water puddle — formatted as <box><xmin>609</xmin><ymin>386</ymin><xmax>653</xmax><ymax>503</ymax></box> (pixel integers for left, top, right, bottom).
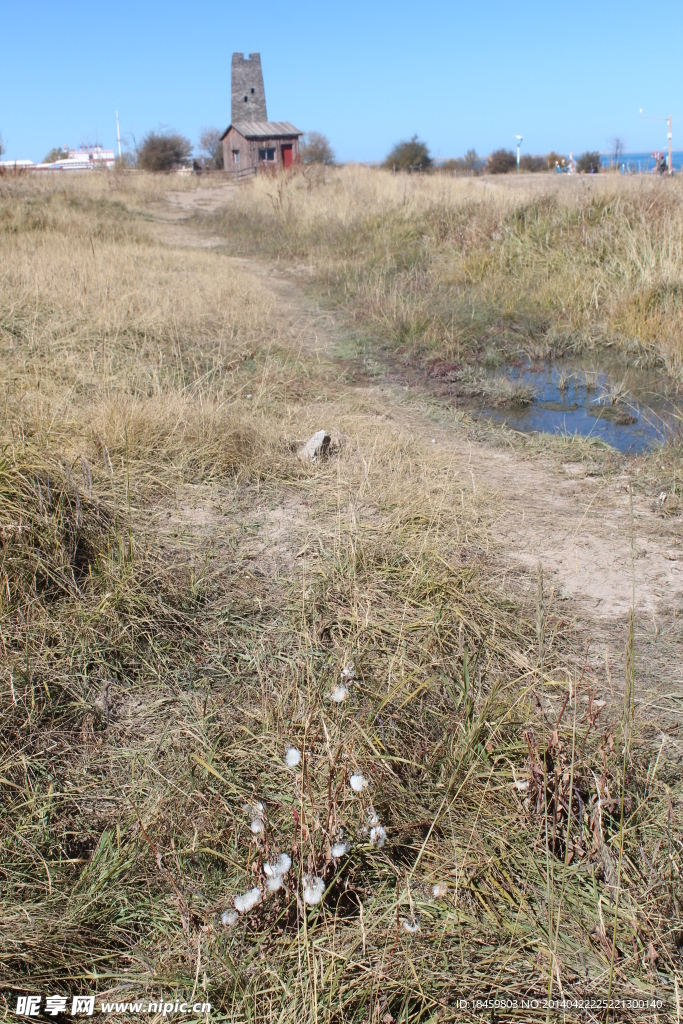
<box><xmin>472</xmin><ymin>358</ymin><xmax>682</xmax><ymax>452</ymax></box>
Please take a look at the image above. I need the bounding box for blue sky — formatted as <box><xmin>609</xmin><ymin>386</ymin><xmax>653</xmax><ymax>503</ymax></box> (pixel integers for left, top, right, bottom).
<box><xmin>1</xmin><ymin>0</ymin><xmax>681</xmax><ymax>163</ymax></box>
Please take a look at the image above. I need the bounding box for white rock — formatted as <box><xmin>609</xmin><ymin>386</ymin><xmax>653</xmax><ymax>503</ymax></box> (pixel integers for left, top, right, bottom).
<box><xmin>297</xmin><ymin>430</ymin><xmax>331</xmax><ymax>463</ymax></box>
<box><xmin>234</xmin><ymin>888</ymin><xmax>261</xmax><ymax>914</ymax></box>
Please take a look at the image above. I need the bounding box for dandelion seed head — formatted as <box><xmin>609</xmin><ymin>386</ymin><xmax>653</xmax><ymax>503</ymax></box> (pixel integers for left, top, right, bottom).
<box><xmin>266</xmin><ymin>874</ymin><xmax>284</xmax><ymax>892</ymax></box>
<box><xmin>250</xmin><ymin>818</ymin><xmax>263</xmax><ymax>834</ymax></box>
<box><xmin>285</xmin><ymin>747</ymin><xmax>301</xmax><ymax>767</ymax></box>
<box><xmin>350</xmin><ymin>773</ymin><xmax>367</xmax><ymax>792</ymax></box>
<box><xmin>432</xmin><ymin>882</ymin><xmax>448</xmax><ymax>898</ymax></box>
<box><xmin>329</xmin><ymin>685</ymin><xmax>349</xmax><ymax>703</ymax></box>
<box><xmin>221</xmin><ymin>909</ymin><xmax>239</xmax><ymax>927</ymax></box>
<box><xmin>401</xmin><ymin>917</ymin><xmax>420</xmax><ymax>934</ymax></box>
<box><xmin>331</xmin><ymin>842</ymin><xmax>349</xmax><ymax>858</ymax></box>
<box><xmin>303</xmin><ymin>875</ymin><xmax>325</xmax><ymax>906</ymax></box>
<box><xmin>275</xmin><ymin>852</ymin><xmax>291</xmax><ymax>874</ymax></box>
<box><xmin>265</xmin><ymin>853</ymin><xmax>291</xmax><ymax>878</ymax></box>
<box><xmin>370</xmin><ymin>825</ymin><xmax>386</xmax><ymax>847</ymax></box>
<box><xmin>234</xmin><ymin>888</ymin><xmax>261</xmax><ymax>915</ymax></box>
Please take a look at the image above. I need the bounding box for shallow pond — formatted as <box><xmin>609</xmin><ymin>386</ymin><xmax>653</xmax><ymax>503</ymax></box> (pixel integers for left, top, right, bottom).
<box><xmin>474</xmin><ymin>359</ymin><xmax>682</xmax><ymax>453</ymax></box>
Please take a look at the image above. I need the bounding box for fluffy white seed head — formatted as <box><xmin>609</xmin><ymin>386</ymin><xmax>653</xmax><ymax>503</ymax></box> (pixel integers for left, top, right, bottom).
<box><xmin>266</xmin><ymin>874</ymin><xmax>284</xmax><ymax>892</ymax></box>
<box><xmin>370</xmin><ymin>825</ymin><xmax>386</xmax><ymax>847</ymax></box>
<box><xmin>432</xmin><ymin>882</ymin><xmax>448</xmax><ymax>898</ymax></box>
<box><xmin>250</xmin><ymin>818</ymin><xmax>263</xmax><ymax>834</ymax></box>
<box><xmin>234</xmin><ymin>888</ymin><xmax>261</xmax><ymax>914</ymax></box>
<box><xmin>329</xmin><ymin>685</ymin><xmax>349</xmax><ymax>703</ymax></box>
<box><xmin>285</xmin><ymin>747</ymin><xmax>301</xmax><ymax>767</ymax></box>
<box><xmin>303</xmin><ymin>875</ymin><xmax>325</xmax><ymax>906</ymax></box>
<box><xmin>401</xmin><ymin>917</ymin><xmax>420</xmax><ymax>934</ymax></box>
<box><xmin>366</xmin><ymin>805</ymin><xmax>379</xmax><ymax>827</ymax></box>
<box><xmin>341</xmin><ymin>662</ymin><xmax>356</xmax><ymax>681</ymax></box>
<box><xmin>350</xmin><ymin>773</ymin><xmax>367</xmax><ymax>793</ymax></box>
<box><xmin>221</xmin><ymin>909</ymin><xmax>239</xmax><ymax>927</ymax></box>
<box><xmin>265</xmin><ymin>853</ymin><xmax>291</xmax><ymax>878</ymax></box>
<box><xmin>331</xmin><ymin>842</ymin><xmax>349</xmax><ymax>858</ymax></box>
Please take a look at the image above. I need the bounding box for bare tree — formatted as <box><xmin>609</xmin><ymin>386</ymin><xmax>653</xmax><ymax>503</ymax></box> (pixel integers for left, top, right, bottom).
<box><xmin>0</xmin><ymin>134</ymin><xmax>4</xmax><ymax>159</ymax></box>
<box><xmin>463</xmin><ymin>148</ymin><xmax>478</xmax><ymax>172</ymax></box>
<box><xmin>199</xmin><ymin>127</ymin><xmax>224</xmax><ymax>170</ymax></box>
<box><xmin>300</xmin><ymin>131</ymin><xmax>335</xmax><ymax>165</ymax></box>
<box><xmin>138</xmin><ymin>130</ymin><xmax>192</xmax><ymax>172</ymax></box>
<box><xmin>611</xmin><ymin>136</ymin><xmax>625</xmax><ymax>168</ymax></box>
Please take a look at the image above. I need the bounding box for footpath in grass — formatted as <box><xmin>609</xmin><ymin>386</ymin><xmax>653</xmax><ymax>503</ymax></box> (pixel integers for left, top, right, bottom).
<box><xmin>0</xmin><ymin>172</ymin><xmax>681</xmax><ymax>1022</ymax></box>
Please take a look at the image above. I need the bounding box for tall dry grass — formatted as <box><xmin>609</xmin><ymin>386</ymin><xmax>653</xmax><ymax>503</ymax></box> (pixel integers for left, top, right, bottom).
<box><xmin>213</xmin><ymin>165</ymin><xmax>683</xmax><ymax>372</ymax></box>
<box><xmin>1</xmin><ymin>173</ymin><xmax>681</xmax><ymax>1021</ymax></box>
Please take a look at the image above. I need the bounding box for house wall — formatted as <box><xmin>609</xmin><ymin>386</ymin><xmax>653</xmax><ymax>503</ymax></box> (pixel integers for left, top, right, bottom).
<box><xmin>223</xmin><ymin>130</ymin><xmax>300</xmax><ymax>174</ymax></box>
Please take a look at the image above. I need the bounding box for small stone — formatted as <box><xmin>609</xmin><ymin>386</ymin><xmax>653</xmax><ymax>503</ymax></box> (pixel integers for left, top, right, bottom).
<box><xmin>298</xmin><ymin>430</ymin><xmax>331</xmax><ymax>463</ymax></box>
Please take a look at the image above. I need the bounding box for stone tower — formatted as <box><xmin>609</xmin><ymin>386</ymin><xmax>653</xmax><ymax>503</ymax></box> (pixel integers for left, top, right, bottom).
<box><xmin>231</xmin><ymin>53</ymin><xmax>267</xmax><ymax>124</ymax></box>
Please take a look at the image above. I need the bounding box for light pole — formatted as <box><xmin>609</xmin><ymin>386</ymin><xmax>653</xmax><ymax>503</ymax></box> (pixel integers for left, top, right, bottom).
<box><xmin>515</xmin><ymin>135</ymin><xmax>523</xmax><ymax>172</ymax></box>
<box><xmin>639</xmin><ymin>108</ymin><xmax>672</xmax><ymax>174</ymax></box>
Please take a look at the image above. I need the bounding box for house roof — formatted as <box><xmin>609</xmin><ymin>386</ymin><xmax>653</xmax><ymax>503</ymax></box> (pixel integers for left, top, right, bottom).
<box><xmin>220</xmin><ymin>120</ymin><xmax>303</xmax><ymax>141</ymax></box>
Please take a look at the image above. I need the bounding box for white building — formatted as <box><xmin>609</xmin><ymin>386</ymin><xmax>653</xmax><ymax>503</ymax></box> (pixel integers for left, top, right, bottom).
<box><xmin>1</xmin><ymin>145</ymin><xmax>116</xmax><ymax>172</ymax></box>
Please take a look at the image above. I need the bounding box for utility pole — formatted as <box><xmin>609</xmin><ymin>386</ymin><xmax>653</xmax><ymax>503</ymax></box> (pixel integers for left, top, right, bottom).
<box><xmin>116</xmin><ymin>110</ymin><xmax>122</xmax><ymax>158</ymax></box>
<box><xmin>639</xmin><ymin>109</ymin><xmax>673</xmax><ymax>174</ymax></box>
<box><xmin>515</xmin><ymin>135</ymin><xmax>523</xmax><ymax>172</ymax></box>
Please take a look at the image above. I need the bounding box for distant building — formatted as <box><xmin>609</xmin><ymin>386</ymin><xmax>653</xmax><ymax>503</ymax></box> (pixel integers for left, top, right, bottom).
<box><xmin>0</xmin><ymin>145</ymin><xmax>116</xmax><ymax>172</ymax></box>
<box><xmin>220</xmin><ymin>53</ymin><xmax>302</xmax><ymax>174</ymax></box>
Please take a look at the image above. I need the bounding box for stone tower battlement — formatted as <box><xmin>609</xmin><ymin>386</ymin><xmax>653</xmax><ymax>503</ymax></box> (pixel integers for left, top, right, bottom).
<box><xmin>231</xmin><ymin>53</ymin><xmax>267</xmax><ymax>124</ymax></box>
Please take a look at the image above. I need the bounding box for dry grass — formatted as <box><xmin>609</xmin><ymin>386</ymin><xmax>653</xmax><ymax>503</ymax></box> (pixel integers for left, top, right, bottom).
<box><xmin>1</xmin><ymin>172</ymin><xmax>682</xmax><ymax>1022</ymax></box>
<box><xmin>212</xmin><ymin>165</ymin><xmax>683</xmax><ymax>374</ymax></box>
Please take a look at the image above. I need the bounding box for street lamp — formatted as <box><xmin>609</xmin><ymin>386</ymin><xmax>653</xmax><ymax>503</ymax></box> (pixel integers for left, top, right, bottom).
<box><xmin>639</xmin><ymin>108</ymin><xmax>672</xmax><ymax>174</ymax></box>
<box><xmin>515</xmin><ymin>135</ymin><xmax>523</xmax><ymax>172</ymax></box>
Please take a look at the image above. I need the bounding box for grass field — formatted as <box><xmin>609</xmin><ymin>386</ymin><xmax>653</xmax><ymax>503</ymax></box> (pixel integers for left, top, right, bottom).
<box><xmin>212</xmin><ymin>166</ymin><xmax>683</xmax><ymax>373</ymax></box>
<box><xmin>1</xmin><ymin>169</ymin><xmax>681</xmax><ymax>1022</ymax></box>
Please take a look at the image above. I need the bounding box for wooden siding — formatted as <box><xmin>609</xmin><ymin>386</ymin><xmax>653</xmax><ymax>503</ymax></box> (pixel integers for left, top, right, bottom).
<box><xmin>222</xmin><ymin>127</ymin><xmax>299</xmax><ymax>174</ymax></box>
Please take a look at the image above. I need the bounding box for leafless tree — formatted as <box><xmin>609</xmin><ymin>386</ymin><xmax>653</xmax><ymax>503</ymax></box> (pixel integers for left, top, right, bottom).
<box><xmin>300</xmin><ymin>132</ymin><xmax>335</xmax><ymax>165</ymax></box>
<box><xmin>199</xmin><ymin>128</ymin><xmax>224</xmax><ymax>170</ymax></box>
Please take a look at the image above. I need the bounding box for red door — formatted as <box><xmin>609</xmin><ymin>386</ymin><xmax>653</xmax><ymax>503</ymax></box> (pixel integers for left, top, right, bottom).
<box><xmin>282</xmin><ymin>144</ymin><xmax>293</xmax><ymax>169</ymax></box>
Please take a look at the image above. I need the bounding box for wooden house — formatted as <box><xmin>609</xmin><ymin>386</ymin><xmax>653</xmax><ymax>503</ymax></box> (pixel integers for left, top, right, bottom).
<box><xmin>221</xmin><ymin>121</ymin><xmax>302</xmax><ymax>175</ymax></box>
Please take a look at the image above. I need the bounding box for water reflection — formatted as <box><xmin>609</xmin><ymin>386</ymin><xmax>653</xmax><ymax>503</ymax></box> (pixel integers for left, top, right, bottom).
<box><xmin>475</xmin><ymin>359</ymin><xmax>682</xmax><ymax>452</ymax></box>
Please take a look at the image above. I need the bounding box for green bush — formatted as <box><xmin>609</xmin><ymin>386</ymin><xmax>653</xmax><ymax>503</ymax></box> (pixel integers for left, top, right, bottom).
<box><xmin>138</xmin><ymin>131</ymin><xmax>192</xmax><ymax>172</ymax></box>
<box><xmin>487</xmin><ymin>149</ymin><xmax>516</xmax><ymax>174</ymax></box>
<box><xmin>383</xmin><ymin>135</ymin><xmax>432</xmax><ymax>171</ymax></box>
<box><xmin>576</xmin><ymin>151</ymin><xmax>601</xmax><ymax>173</ymax></box>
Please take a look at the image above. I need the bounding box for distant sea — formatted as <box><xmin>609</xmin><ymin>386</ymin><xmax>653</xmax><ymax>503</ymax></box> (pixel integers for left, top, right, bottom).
<box><xmin>600</xmin><ymin>150</ymin><xmax>683</xmax><ymax>172</ymax></box>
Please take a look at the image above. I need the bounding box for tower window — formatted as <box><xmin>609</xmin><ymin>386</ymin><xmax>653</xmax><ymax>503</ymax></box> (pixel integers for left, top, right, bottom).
<box><xmin>251</xmin><ymin>88</ymin><xmax>254</xmax><ymax>94</ymax></box>
<box><xmin>244</xmin><ymin>96</ymin><xmax>247</xmax><ymax>102</ymax></box>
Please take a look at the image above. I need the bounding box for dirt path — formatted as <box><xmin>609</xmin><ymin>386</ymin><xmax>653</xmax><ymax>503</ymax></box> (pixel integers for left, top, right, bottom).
<box><xmin>154</xmin><ymin>189</ymin><xmax>683</xmax><ymax>706</ymax></box>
